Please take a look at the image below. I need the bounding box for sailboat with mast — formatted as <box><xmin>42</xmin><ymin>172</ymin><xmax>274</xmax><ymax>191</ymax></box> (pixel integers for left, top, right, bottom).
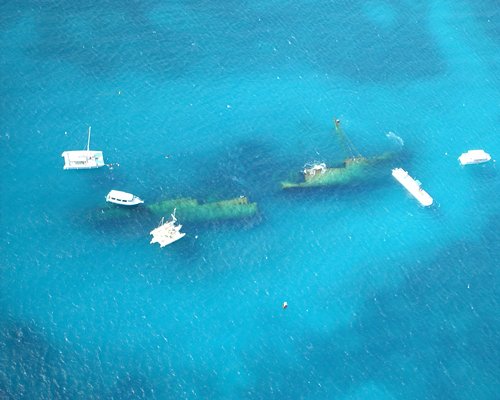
<box><xmin>61</xmin><ymin>126</ymin><xmax>105</xmax><ymax>170</ymax></box>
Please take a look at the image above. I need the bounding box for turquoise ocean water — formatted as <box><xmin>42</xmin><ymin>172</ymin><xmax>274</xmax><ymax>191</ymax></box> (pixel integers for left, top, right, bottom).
<box><xmin>1</xmin><ymin>1</ymin><xmax>499</xmax><ymax>398</ymax></box>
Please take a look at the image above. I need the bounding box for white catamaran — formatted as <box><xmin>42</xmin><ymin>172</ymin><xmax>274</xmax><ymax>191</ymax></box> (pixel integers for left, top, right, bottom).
<box><xmin>150</xmin><ymin>209</ymin><xmax>186</xmax><ymax>248</ymax></box>
<box><xmin>61</xmin><ymin>126</ymin><xmax>105</xmax><ymax>170</ymax></box>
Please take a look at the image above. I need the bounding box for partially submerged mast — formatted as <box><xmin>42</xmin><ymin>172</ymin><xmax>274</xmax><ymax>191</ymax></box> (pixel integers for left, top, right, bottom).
<box><xmin>333</xmin><ymin>118</ymin><xmax>362</xmax><ymax>159</ymax></box>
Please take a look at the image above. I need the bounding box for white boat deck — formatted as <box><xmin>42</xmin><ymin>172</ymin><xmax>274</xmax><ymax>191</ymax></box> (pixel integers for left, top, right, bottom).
<box><xmin>392</xmin><ymin>168</ymin><xmax>433</xmax><ymax>207</ymax></box>
<box><xmin>62</xmin><ymin>150</ymin><xmax>105</xmax><ymax>170</ymax></box>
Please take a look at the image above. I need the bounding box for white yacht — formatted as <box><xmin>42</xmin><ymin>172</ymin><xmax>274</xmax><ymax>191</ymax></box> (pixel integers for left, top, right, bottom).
<box><xmin>150</xmin><ymin>209</ymin><xmax>185</xmax><ymax>248</ymax></box>
<box><xmin>105</xmin><ymin>190</ymin><xmax>144</xmax><ymax>206</ymax></box>
<box><xmin>61</xmin><ymin>126</ymin><xmax>105</xmax><ymax>170</ymax></box>
<box><xmin>458</xmin><ymin>150</ymin><xmax>491</xmax><ymax>165</ymax></box>
<box><xmin>392</xmin><ymin>168</ymin><xmax>433</xmax><ymax>207</ymax></box>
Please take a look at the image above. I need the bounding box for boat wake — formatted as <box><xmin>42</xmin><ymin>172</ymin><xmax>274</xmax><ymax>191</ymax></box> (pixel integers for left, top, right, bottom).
<box><xmin>386</xmin><ymin>131</ymin><xmax>404</xmax><ymax>147</ymax></box>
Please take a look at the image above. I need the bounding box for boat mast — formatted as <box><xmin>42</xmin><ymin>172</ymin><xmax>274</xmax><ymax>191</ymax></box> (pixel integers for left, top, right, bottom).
<box><xmin>86</xmin><ymin>126</ymin><xmax>91</xmax><ymax>151</ymax></box>
<box><xmin>333</xmin><ymin>118</ymin><xmax>362</xmax><ymax>159</ymax></box>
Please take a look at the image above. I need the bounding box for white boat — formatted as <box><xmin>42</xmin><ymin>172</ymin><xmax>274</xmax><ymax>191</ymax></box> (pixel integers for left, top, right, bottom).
<box><xmin>458</xmin><ymin>150</ymin><xmax>491</xmax><ymax>165</ymax></box>
<box><xmin>61</xmin><ymin>126</ymin><xmax>105</xmax><ymax>170</ymax></box>
<box><xmin>150</xmin><ymin>209</ymin><xmax>186</xmax><ymax>248</ymax></box>
<box><xmin>392</xmin><ymin>168</ymin><xmax>433</xmax><ymax>207</ymax></box>
<box><xmin>105</xmin><ymin>190</ymin><xmax>144</xmax><ymax>206</ymax></box>
<box><xmin>303</xmin><ymin>162</ymin><xmax>327</xmax><ymax>177</ymax></box>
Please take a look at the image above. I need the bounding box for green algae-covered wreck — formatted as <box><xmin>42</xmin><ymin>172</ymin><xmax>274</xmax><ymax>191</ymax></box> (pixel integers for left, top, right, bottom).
<box><xmin>94</xmin><ymin>196</ymin><xmax>258</xmax><ymax>223</ymax></box>
<box><xmin>281</xmin><ymin>153</ymin><xmax>393</xmax><ymax>189</ymax></box>
<box><xmin>281</xmin><ymin>119</ymin><xmax>398</xmax><ymax>189</ymax></box>
<box><xmin>147</xmin><ymin>196</ymin><xmax>258</xmax><ymax>222</ymax></box>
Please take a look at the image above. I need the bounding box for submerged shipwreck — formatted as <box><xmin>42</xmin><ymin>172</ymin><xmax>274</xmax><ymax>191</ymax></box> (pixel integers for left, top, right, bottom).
<box><xmin>147</xmin><ymin>196</ymin><xmax>258</xmax><ymax>222</ymax></box>
<box><xmin>93</xmin><ymin>195</ymin><xmax>258</xmax><ymax>224</ymax></box>
<box><xmin>281</xmin><ymin>119</ymin><xmax>397</xmax><ymax>189</ymax></box>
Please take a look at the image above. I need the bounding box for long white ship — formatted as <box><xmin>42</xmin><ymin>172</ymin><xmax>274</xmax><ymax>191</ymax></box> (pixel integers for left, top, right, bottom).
<box><xmin>392</xmin><ymin>168</ymin><xmax>433</xmax><ymax>207</ymax></box>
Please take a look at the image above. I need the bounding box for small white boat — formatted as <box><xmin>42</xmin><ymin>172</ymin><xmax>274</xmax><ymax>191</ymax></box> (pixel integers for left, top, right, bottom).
<box><xmin>458</xmin><ymin>150</ymin><xmax>491</xmax><ymax>165</ymax></box>
<box><xmin>105</xmin><ymin>190</ymin><xmax>144</xmax><ymax>206</ymax></box>
<box><xmin>150</xmin><ymin>209</ymin><xmax>185</xmax><ymax>248</ymax></box>
<box><xmin>392</xmin><ymin>168</ymin><xmax>433</xmax><ymax>207</ymax></box>
<box><xmin>303</xmin><ymin>162</ymin><xmax>327</xmax><ymax>177</ymax></box>
<box><xmin>61</xmin><ymin>126</ymin><xmax>105</xmax><ymax>170</ymax></box>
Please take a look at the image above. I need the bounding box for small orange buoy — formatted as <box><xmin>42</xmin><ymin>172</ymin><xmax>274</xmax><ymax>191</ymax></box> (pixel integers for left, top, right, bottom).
<box><xmin>282</xmin><ymin>301</ymin><xmax>288</xmax><ymax>309</ymax></box>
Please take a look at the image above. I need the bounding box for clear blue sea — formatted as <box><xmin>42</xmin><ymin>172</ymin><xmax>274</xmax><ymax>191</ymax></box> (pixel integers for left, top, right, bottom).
<box><xmin>1</xmin><ymin>1</ymin><xmax>499</xmax><ymax>399</ymax></box>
